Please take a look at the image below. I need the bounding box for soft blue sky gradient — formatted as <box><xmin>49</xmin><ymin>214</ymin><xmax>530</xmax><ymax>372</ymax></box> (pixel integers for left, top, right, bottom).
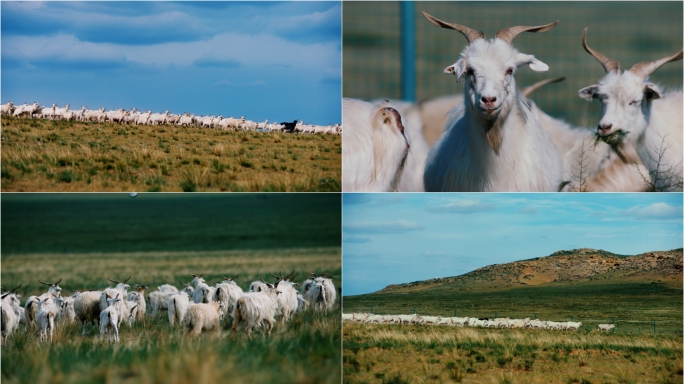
<box><xmin>343</xmin><ymin>193</ymin><xmax>684</xmax><ymax>296</ymax></box>
<box><xmin>2</xmin><ymin>1</ymin><xmax>341</xmax><ymax>125</ymax></box>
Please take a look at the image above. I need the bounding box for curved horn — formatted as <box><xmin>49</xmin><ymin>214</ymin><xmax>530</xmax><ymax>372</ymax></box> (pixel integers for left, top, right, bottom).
<box><xmin>108</xmin><ymin>276</ymin><xmax>121</xmax><ymax>285</ymax></box>
<box><xmin>260</xmin><ymin>278</ymin><xmax>269</xmax><ymax>284</ymax></box>
<box><xmin>269</xmin><ymin>272</ymin><xmax>281</xmax><ymax>280</ymax></box>
<box><xmin>521</xmin><ymin>77</ymin><xmax>566</xmax><ymax>97</ymax></box>
<box><xmin>629</xmin><ymin>49</ymin><xmax>683</xmax><ymax>79</ymax></box>
<box><xmin>422</xmin><ymin>11</ymin><xmax>485</xmax><ymax>43</ymax></box>
<box><xmin>288</xmin><ymin>271</ymin><xmax>298</xmax><ymax>281</ymax></box>
<box><xmin>123</xmin><ymin>276</ymin><xmax>131</xmax><ymax>284</ymax></box>
<box><xmin>54</xmin><ymin>278</ymin><xmax>62</xmax><ymax>285</ymax></box>
<box><xmin>232</xmin><ymin>273</ymin><xmax>239</xmax><ymax>280</ymax></box>
<box><xmin>308</xmin><ymin>272</ymin><xmax>319</xmax><ymax>277</ymax></box>
<box><xmin>39</xmin><ymin>279</ymin><xmax>53</xmax><ymax>286</ymax></box>
<box><xmin>582</xmin><ymin>28</ymin><xmax>620</xmax><ymax>74</ymax></box>
<box><xmin>11</xmin><ymin>284</ymin><xmax>22</xmax><ymax>293</ymax></box>
<box><xmin>495</xmin><ymin>20</ymin><xmax>559</xmax><ymax>45</ymax></box>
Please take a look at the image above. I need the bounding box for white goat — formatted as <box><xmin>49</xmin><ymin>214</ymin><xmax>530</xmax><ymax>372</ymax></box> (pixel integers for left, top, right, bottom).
<box><xmin>74</xmin><ymin>291</ymin><xmax>103</xmax><ymax>335</ymax></box>
<box><xmin>421</xmin><ymin>12</ymin><xmax>563</xmax><ymax>192</ymax></box>
<box><xmin>100</xmin><ymin>294</ymin><xmax>122</xmax><ymax>343</ymax></box>
<box><xmin>579</xmin><ymin>28</ymin><xmax>683</xmax><ymax>191</ymax></box>
<box><xmin>99</xmin><ymin>276</ymin><xmax>131</xmax><ymax>329</ymax></box>
<box><xmin>131</xmin><ymin>285</ymin><xmax>147</xmax><ymax>323</ymax></box>
<box><xmin>37</xmin><ymin>296</ymin><xmax>59</xmax><ymax>343</ymax></box>
<box><xmin>24</xmin><ymin>278</ymin><xmax>62</xmax><ymax>328</ymax></box>
<box><xmin>305</xmin><ymin>273</ymin><xmax>337</xmax><ymax>312</ymax></box>
<box><xmin>1</xmin><ymin>101</ymin><xmax>14</xmax><ymax>116</ymax></box>
<box><xmin>519</xmin><ymin>77</ymin><xmax>648</xmax><ymax>192</ymax></box>
<box><xmin>168</xmin><ymin>291</ymin><xmax>193</xmax><ymax>326</ymax></box>
<box><xmin>232</xmin><ymin>284</ymin><xmax>281</xmax><ymax>339</ymax></box>
<box><xmin>1</xmin><ymin>292</ymin><xmax>20</xmax><ymax>345</ymax></box>
<box><xmin>54</xmin><ymin>296</ymin><xmax>76</xmax><ymax>324</ymax></box>
<box><xmin>342</xmin><ymin>98</ymin><xmax>410</xmax><ymax>192</ymax></box>
<box><xmin>184</xmin><ymin>302</ymin><xmax>224</xmax><ymax>337</ymax></box>
<box><xmin>1</xmin><ymin>285</ymin><xmax>27</xmax><ymax>331</ymax></box>
<box><xmin>212</xmin><ymin>274</ymin><xmax>243</xmax><ymax>321</ymax></box>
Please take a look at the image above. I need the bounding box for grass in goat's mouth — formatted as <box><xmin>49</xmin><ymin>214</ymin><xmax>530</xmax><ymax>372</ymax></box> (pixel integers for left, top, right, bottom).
<box><xmin>593</xmin><ymin>129</ymin><xmax>629</xmax><ymax>147</ymax></box>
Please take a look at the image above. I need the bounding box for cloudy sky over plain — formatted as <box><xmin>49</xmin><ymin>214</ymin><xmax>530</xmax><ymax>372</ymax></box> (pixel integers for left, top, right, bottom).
<box><xmin>1</xmin><ymin>1</ymin><xmax>341</xmax><ymax>125</ymax></box>
<box><xmin>343</xmin><ymin>193</ymin><xmax>684</xmax><ymax>296</ymax></box>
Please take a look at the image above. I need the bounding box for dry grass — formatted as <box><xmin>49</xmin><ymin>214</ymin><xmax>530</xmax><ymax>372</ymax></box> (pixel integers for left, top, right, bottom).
<box><xmin>0</xmin><ymin>116</ymin><xmax>341</xmax><ymax>191</ymax></box>
<box><xmin>343</xmin><ymin>323</ymin><xmax>683</xmax><ymax>384</ymax></box>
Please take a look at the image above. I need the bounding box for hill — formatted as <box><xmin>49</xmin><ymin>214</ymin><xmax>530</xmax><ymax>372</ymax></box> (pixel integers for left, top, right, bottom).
<box><xmin>378</xmin><ymin>248</ymin><xmax>683</xmax><ymax>294</ymax></box>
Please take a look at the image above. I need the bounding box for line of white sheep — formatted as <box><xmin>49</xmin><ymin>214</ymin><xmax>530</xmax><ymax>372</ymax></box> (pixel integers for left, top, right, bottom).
<box><xmin>343</xmin><ymin>313</ymin><xmax>588</xmax><ymax>331</ymax></box>
<box><xmin>1</xmin><ymin>271</ymin><xmax>337</xmax><ymax>344</ymax></box>
<box><xmin>343</xmin><ymin>13</ymin><xmax>682</xmax><ymax>192</ymax></box>
<box><xmin>1</xmin><ymin>102</ymin><xmax>342</xmax><ymax>135</ymax></box>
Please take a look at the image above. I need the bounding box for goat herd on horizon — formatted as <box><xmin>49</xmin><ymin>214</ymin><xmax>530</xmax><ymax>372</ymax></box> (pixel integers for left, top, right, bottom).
<box><xmin>1</xmin><ymin>103</ymin><xmax>342</xmax><ymax>135</ymax></box>
<box><xmin>1</xmin><ymin>272</ymin><xmax>337</xmax><ymax>344</ymax></box>
<box><xmin>343</xmin><ymin>12</ymin><xmax>683</xmax><ymax>193</ymax></box>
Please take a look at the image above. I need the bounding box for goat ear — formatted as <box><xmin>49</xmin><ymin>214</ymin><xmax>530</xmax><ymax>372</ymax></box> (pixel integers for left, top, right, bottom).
<box><xmin>444</xmin><ymin>59</ymin><xmax>467</xmax><ymax>82</ymax></box>
<box><xmin>644</xmin><ymin>83</ymin><xmax>661</xmax><ymax>100</ymax></box>
<box><xmin>578</xmin><ymin>85</ymin><xmax>599</xmax><ymax>101</ymax></box>
<box><xmin>515</xmin><ymin>53</ymin><xmax>549</xmax><ymax>72</ymax></box>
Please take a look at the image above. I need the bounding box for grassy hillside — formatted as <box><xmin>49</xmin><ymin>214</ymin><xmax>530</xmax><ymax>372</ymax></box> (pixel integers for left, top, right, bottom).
<box><xmin>1</xmin><ymin>116</ymin><xmax>341</xmax><ymax>192</ymax></box>
<box><xmin>344</xmin><ymin>249</ymin><xmax>683</xmax><ymax>334</ymax></box>
<box><xmin>343</xmin><ymin>248</ymin><xmax>682</xmax><ymax>383</ymax></box>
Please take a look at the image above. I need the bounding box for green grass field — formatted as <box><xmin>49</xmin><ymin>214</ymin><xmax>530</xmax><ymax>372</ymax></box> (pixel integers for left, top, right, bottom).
<box><xmin>0</xmin><ymin>116</ymin><xmax>341</xmax><ymax>192</ymax></box>
<box><xmin>343</xmin><ymin>279</ymin><xmax>683</xmax><ymax>335</ymax></box>
<box><xmin>343</xmin><ymin>278</ymin><xmax>683</xmax><ymax>383</ymax></box>
<box><xmin>1</xmin><ymin>194</ymin><xmax>342</xmax><ymax>384</ymax></box>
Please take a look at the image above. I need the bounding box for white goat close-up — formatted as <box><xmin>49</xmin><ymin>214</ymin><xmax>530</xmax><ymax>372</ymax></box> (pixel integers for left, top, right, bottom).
<box><xmin>578</xmin><ymin>28</ymin><xmax>683</xmax><ymax>192</ymax></box>
<box><xmin>342</xmin><ymin>98</ymin><xmax>410</xmax><ymax>192</ymax></box>
<box><xmin>421</xmin><ymin>12</ymin><xmax>564</xmax><ymax>192</ymax></box>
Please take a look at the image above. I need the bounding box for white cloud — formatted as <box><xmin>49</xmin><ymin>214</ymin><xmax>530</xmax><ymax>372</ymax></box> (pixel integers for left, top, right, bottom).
<box><xmin>344</xmin><ymin>220</ymin><xmax>424</xmax><ymax>234</ymax></box>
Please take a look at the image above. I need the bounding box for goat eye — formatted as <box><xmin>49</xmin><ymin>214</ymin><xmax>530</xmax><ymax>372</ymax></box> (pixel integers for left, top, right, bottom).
<box><xmin>505</xmin><ymin>68</ymin><xmax>513</xmax><ymax>75</ymax></box>
<box><xmin>466</xmin><ymin>68</ymin><xmax>474</xmax><ymax>76</ymax></box>
<box><xmin>629</xmin><ymin>100</ymin><xmax>640</xmax><ymax>106</ymax></box>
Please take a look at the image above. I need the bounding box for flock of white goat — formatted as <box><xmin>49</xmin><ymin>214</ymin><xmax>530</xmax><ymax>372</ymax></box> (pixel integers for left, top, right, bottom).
<box><xmin>1</xmin><ymin>102</ymin><xmax>342</xmax><ymax>135</ymax></box>
<box><xmin>1</xmin><ymin>272</ymin><xmax>337</xmax><ymax>344</ymax></box>
<box><xmin>343</xmin><ymin>313</ymin><xmax>617</xmax><ymax>332</ymax></box>
<box><xmin>343</xmin><ymin>13</ymin><xmax>683</xmax><ymax>192</ymax></box>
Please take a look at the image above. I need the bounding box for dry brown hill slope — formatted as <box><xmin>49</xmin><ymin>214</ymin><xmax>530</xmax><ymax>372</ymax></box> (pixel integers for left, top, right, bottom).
<box><xmin>378</xmin><ymin>248</ymin><xmax>683</xmax><ymax>294</ymax></box>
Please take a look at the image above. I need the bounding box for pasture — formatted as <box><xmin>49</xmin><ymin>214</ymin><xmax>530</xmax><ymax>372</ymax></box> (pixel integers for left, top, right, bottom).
<box><xmin>0</xmin><ymin>116</ymin><xmax>341</xmax><ymax>192</ymax></box>
<box><xmin>1</xmin><ymin>194</ymin><xmax>342</xmax><ymax>383</ymax></box>
<box><xmin>343</xmin><ymin>279</ymin><xmax>683</xmax><ymax>383</ymax></box>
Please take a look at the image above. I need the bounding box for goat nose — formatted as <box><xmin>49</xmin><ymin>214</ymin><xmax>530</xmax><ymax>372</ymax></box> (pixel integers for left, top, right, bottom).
<box><xmin>481</xmin><ymin>96</ymin><xmax>497</xmax><ymax>104</ymax></box>
<box><xmin>598</xmin><ymin>123</ymin><xmax>612</xmax><ymax>134</ymax></box>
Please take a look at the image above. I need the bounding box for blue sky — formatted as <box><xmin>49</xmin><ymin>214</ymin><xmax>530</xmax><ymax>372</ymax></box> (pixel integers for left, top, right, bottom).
<box><xmin>1</xmin><ymin>1</ymin><xmax>341</xmax><ymax>125</ymax></box>
<box><xmin>343</xmin><ymin>193</ymin><xmax>684</xmax><ymax>296</ymax></box>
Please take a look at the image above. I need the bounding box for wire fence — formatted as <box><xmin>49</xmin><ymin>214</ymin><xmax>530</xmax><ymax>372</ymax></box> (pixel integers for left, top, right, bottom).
<box><xmin>342</xmin><ymin>303</ymin><xmax>683</xmax><ymax>336</ymax></box>
<box><xmin>343</xmin><ymin>1</ymin><xmax>683</xmax><ymax>128</ymax></box>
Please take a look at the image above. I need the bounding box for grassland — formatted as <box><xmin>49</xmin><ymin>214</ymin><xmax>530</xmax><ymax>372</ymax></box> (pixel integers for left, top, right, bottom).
<box><xmin>0</xmin><ymin>116</ymin><xmax>341</xmax><ymax>192</ymax></box>
<box><xmin>343</xmin><ymin>279</ymin><xmax>683</xmax><ymax>336</ymax></box>
<box><xmin>343</xmin><ymin>324</ymin><xmax>682</xmax><ymax>384</ymax></box>
<box><xmin>1</xmin><ymin>193</ymin><xmax>341</xmax><ymax>254</ymax></box>
<box><xmin>343</xmin><ymin>275</ymin><xmax>682</xmax><ymax>382</ymax></box>
<box><xmin>1</xmin><ymin>193</ymin><xmax>342</xmax><ymax>383</ymax></box>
